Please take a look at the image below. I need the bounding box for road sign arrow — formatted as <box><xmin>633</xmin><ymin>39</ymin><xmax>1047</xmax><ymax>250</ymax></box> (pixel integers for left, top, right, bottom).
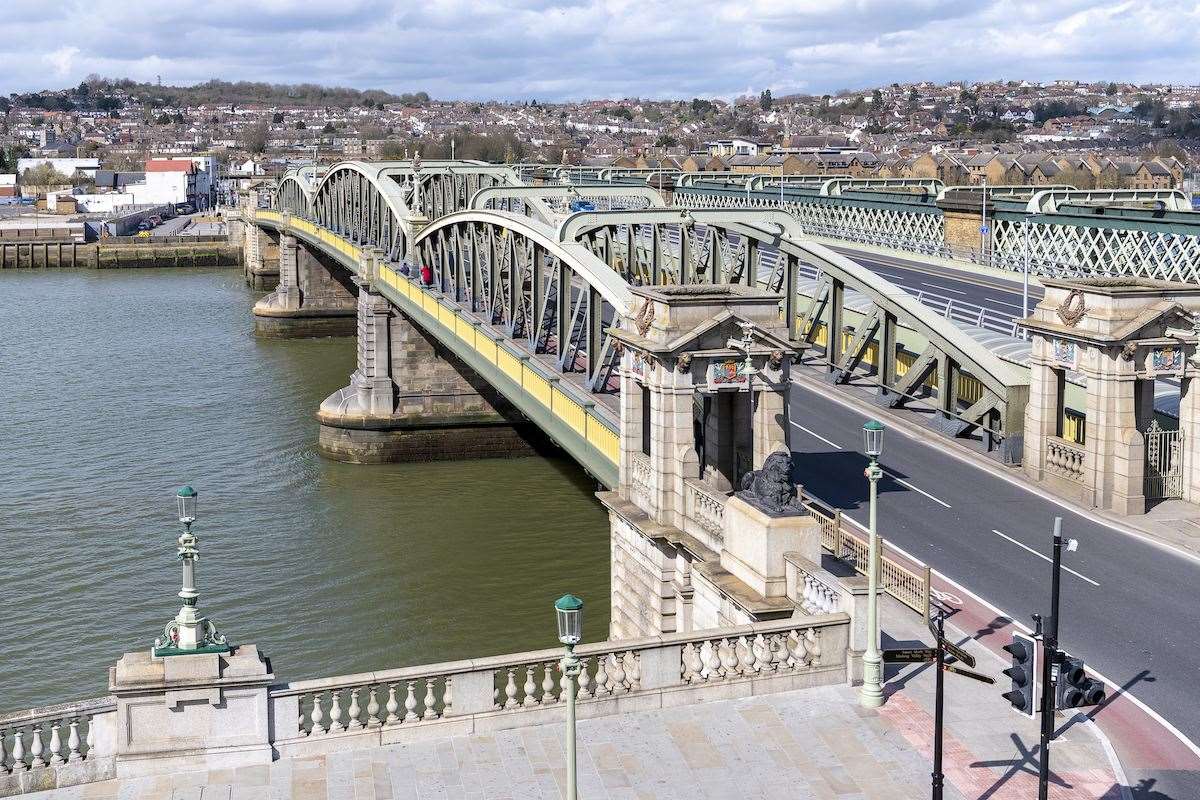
<box><xmin>944</xmin><ymin>663</ymin><xmax>995</xmax><ymax>684</ymax></box>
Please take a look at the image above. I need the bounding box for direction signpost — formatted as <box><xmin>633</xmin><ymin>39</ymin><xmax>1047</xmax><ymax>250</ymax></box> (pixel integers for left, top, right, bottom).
<box><xmin>883</xmin><ymin>608</ymin><xmax>995</xmax><ymax>800</ymax></box>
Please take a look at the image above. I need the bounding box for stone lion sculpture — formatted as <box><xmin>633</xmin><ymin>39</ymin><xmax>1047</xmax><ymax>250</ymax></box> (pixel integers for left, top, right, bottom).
<box><xmin>738</xmin><ymin>450</ymin><xmax>799</xmax><ymax>514</ymax></box>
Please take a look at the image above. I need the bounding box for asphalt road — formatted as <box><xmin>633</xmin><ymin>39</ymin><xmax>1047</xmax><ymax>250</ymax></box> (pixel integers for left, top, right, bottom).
<box><xmin>831</xmin><ymin>245</ymin><xmax>1044</xmax><ymax>322</ymax></box>
<box><xmin>786</xmin><ymin>379</ymin><xmax>1200</xmax><ymax>750</ymax></box>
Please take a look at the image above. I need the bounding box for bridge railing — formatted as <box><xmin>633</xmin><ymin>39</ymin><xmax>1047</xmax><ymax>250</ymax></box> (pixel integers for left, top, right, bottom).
<box><xmin>801</xmin><ymin>493</ymin><xmax>932</xmax><ymax>617</ymax></box>
<box><xmin>266</xmin><ymin>614</ymin><xmax>849</xmax><ymax>757</ymax></box>
<box><xmin>0</xmin><ymin>696</ymin><xmax>116</xmax><ymax>784</ymax></box>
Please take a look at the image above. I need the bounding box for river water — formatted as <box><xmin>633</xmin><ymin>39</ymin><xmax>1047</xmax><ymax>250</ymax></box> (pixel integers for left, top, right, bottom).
<box><xmin>0</xmin><ymin>268</ymin><xmax>610</xmax><ymax>712</ymax></box>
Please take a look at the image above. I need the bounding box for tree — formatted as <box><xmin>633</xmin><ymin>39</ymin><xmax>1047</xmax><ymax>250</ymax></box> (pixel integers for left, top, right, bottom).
<box><xmin>1105</xmin><ymin>82</ymin><xmax>1119</xmax><ymax>96</ymax></box>
<box><xmin>272</xmin><ymin>111</ymin><xmax>284</xmax><ymax>123</ymax></box>
<box><xmin>610</xmin><ymin>106</ymin><xmax>632</xmax><ymax>121</ymax></box>
<box><xmin>155</xmin><ymin>112</ymin><xmax>172</xmax><ymax>125</ymax></box>
<box><xmin>240</xmin><ymin>122</ymin><xmax>269</xmax><ymax>154</ymax></box>
<box><xmin>294</xmin><ymin>119</ymin><xmax>306</xmax><ymax>130</ymax></box>
<box><xmin>1056</xmin><ymin>165</ymin><xmax>1095</xmax><ymax>189</ymax></box>
<box><xmin>654</xmin><ymin>133</ymin><xmax>678</xmax><ymax>148</ymax></box>
<box><xmin>871</xmin><ymin>88</ymin><xmax>883</xmax><ymax>107</ymax></box>
<box><xmin>1145</xmin><ymin>139</ymin><xmax>1190</xmax><ymax>165</ymax></box>
<box><xmin>322</xmin><ymin>122</ymin><xmax>336</xmax><ymax>133</ymax></box>
<box><xmin>908</xmin><ymin>86</ymin><xmax>919</xmax><ymax>102</ymax></box>
<box><xmin>21</xmin><ymin>163</ymin><xmax>72</xmax><ymax>187</ymax></box>
<box><xmin>759</xmin><ymin>89</ymin><xmax>773</xmax><ymax>111</ymax></box>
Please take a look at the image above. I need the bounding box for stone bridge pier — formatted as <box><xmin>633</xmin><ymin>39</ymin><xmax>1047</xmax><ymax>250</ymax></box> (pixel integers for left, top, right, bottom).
<box><xmin>252</xmin><ymin>229</ymin><xmax>358</xmax><ymax>337</ymax></box>
<box><xmin>316</xmin><ymin>252</ymin><xmax>539</xmax><ymax>463</ymax></box>
<box><xmin>241</xmin><ymin>224</ymin><xmax>280</xmax><ymax>290</ymax></box>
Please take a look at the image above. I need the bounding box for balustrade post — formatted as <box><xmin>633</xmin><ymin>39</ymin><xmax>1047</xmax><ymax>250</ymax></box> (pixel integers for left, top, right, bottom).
<box><xmin>637</xmin><ymin>642</ymin><xmax>683</xmax><ymax>692</ymax></box>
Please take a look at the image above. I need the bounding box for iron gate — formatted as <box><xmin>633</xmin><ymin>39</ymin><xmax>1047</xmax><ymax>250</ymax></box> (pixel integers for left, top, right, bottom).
<box><xmin>1144</xmin><ymin>419</ymin><xmax>1184</xmax><ymax>500</ymax></box>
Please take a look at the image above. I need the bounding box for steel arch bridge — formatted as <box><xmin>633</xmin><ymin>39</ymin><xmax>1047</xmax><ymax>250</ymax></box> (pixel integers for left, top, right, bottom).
<box><xmin>253</xmin><ymin>161</ymin><xmax>1032</xmax><ymax>481</ymax></box>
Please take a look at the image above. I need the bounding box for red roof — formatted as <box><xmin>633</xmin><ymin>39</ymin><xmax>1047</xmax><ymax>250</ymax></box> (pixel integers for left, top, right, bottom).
<box><xmin>145</xmin><ymin>159</ymin><xmax>195</xmax><ymax>173</ymax></box>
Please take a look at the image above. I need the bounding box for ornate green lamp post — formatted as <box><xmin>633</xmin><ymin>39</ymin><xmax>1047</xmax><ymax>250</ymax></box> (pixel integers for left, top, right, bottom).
<box><xmin>859</xmin><ymin>420</ymin><xmax>885</xmax><ymax>707</ymax></box>
<box><xmin>153</xmin><ymin>486</ymin><xmax>230</xmax><ymax>657</ymax></box>
<box><xmin>555</xmin><ymin>594</ymin><xmax>584</xmax><ymax>800</ymax></box>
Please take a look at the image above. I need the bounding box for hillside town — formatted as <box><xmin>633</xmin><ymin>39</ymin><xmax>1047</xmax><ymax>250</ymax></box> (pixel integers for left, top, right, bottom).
<box><xmin>2</xmin><ymin>76</ymin><xmax>1199</xmax><ymax>234</ymax></box>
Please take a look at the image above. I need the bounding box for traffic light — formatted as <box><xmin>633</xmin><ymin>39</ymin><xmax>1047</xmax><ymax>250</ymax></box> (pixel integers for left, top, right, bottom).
<box><xmin>1055</xmin><ymin>654</ymin><xmax>1106</xmax><ymax>710</ymax></box>
<box><xmin>1001</xmin><ymin>631</ymin><xmax>1038</xmax><ymax>717</ymax></box>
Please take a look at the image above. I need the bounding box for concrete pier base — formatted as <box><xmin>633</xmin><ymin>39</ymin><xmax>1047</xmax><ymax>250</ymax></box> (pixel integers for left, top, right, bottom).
<box><xmin>251</xmin><ymin>233</ymin><xmax>358</xmax><ymax>338</ymax></box>
<box><xmin>252</xmin><ymin>307</ymin><xmax>357</xmax><ymax>338</ymax></box>
<box><xmin>316</xmin><ymin>411</ymin><xmax>541</xmax><ymax>464</ymax></box>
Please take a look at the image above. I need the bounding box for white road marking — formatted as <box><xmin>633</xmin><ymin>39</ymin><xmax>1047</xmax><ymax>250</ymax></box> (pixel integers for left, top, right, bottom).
<box><xmin>991</xmin><ymin>529</ymin><xmax>1100</xmax><ymax>586</ymax></box>
<box><xmin>986</xmin><ymin>298</ymin><xmax>1026</xmax><ymax>311</ymax></box>
<box><xmin>921</xmin><ymin>282</ymin><xmax>967</xmax><ymax>295</ymax></box>
<box><xmin>790</xmin><ymin>422</ymin><xmax>842</xmax><ymax>449</ymax></box>
<box><xmin>885</xmin><ymin>473</ymin><xmax>952</xmax><ymax>508</ymax></box>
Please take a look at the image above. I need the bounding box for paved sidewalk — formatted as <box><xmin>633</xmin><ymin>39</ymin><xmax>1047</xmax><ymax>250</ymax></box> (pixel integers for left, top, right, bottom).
<box><xmin>29</xmin><ymin>597</ymin><xmax>1127</xmax><ymax>800</ymax></box>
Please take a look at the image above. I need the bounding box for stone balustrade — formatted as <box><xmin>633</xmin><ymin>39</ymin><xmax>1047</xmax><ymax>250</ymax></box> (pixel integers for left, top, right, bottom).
<box><xmin>0</xmin><ymin>697</ymin><xmax>115</xmax><ymax>794</ymax></box>
<box><xmin>628</xmin><ymin>451</ymin><xmax>654</xmax><ymax>510</ymax></box>
<box><xmin>1046</xmin><ymin>436</ymin><xmax>1087</xmax><ymax>482</ymax></box>
<box><xmin>265</xmin><ymin>614</ymin><xmax>846</xmax><ymax>758</ymax></box>
<box><xmin>681</xmin><ymin>478</ymin><xmax>727</xmax><ymax>546</ymax></box>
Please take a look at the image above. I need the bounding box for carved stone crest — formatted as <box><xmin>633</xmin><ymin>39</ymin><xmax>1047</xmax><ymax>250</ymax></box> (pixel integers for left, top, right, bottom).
<box><xmin>1056</xmin><ymin>290</ymin><xmax>1087</xmax><ymax>327</ymax></box>
<box><xmin>634</xmin><ymin>298</ymin><xmax>655</xmax><ymax>336</ymax></box>
<box><xmin>769</xmin><ymin>350</ymin><xmax>784</xmax><ymax>369</ymax></box>
<box><xmin>676</xmin><ymin>353</ymin><xmax>692</xmax><ymax>372</ymax></box>
<box><xmin>1120</xmin><ymin>341</ymin><xmax>1138</xmax><ymax>361</ymax></box>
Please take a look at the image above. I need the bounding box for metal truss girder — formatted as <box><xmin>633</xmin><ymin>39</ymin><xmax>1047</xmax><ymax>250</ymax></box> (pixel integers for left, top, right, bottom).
<box><xmin>835</xmin><ymin>307</ymin><xmax>882</xmax><ymax>384</ymax></box>
<box><xmin>888</xmin><ymin>345</ymin><xmax>938</xmax><ymax>407</ymax></box>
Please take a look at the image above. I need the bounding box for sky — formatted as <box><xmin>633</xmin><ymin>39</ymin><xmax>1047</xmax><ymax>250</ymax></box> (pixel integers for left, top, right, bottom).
<box><xmin>3</xmin><ymin>0</ymin><xmax>1198</xmax><ymax>101</ymax></box>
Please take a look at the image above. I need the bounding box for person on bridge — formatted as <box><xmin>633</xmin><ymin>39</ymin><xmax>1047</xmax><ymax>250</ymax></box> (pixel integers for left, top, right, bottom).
<box><xmin>420</xmin><ymin>264</ymin><xmax>433</xmax><ymax>285</ymax></box>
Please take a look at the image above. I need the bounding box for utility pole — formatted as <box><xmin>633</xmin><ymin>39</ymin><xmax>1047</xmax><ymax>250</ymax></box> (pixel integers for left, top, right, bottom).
<box><xmin>1021</xmin><ymin>217</ymin><xmax>1031</xmax><ymax>337</ymax></box>
<box><xmin>1038</xmin><ymin>517</ymin><xmax>1065</xmax><ymax>800</ymax></box>
<box><xmin>980</xmin><ymin>176</ymin><xmax>988</xmax><ymax>262</ymax></box>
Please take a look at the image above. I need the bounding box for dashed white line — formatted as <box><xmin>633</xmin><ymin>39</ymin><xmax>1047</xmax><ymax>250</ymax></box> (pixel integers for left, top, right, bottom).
<box><xmin>921</xmin><ymin>282</ymin><xmax>967</xmax><ymax>295</ymax></box>
<box><xmin>986</xmin><ymin>298</ymin><xmax>1026</xmax><ymax>311</ymax></box>
<box><xmin>790</xmin><ymin>422</ymin><xmax>842</xmax><ymax>449</ymax></box>
<box><xmin>885</xmin><ymin>472</ymin><xmax>952</xmax><ymax>508</ymax></box>
<box><xmin>991</xmin><ymin>529</ymin><xmax>1100</xmax><ymax>586</ymax></box>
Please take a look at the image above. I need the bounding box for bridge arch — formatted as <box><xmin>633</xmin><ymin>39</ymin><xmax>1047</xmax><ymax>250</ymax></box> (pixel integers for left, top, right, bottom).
<box><xmin>309</xmin><ymin>161</ymin><xmax>416</xmax><ymax>262</ymax></box>
<box><xmin>411</xmin><ymin>210</ymin><xmax>633</xmax><ymax>393</ymax></box>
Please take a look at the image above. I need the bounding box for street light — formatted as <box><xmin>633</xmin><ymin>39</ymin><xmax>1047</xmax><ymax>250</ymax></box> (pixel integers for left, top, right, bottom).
<box><xmin>152</xmin><ymin>486</ymin><xmax>230</xmax><ymax>657</ymax></box>
<box><xmin>555</xmin><ymin>594</ymin><xmax>584</xmax><ymax>800</ymax></box>
<box><xmin>859</xmin><ymin>420</ymin><xmax>885</xmax><ymax>708</ymax></box>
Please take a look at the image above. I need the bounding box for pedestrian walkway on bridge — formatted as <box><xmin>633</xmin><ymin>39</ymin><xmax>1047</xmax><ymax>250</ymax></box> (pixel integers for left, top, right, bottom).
<box><xmin>29</xmin><ymin>598</ymin><xmax>1123</xmax><ymax>800</ymax></box>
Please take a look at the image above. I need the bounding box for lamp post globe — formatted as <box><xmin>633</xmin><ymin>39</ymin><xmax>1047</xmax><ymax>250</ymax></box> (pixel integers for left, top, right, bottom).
<box><xmin>555</xmin><ymin>593</ymin><xmax>584</xmax><ymax>647</ymax></box>
<box><xmin>863</xmin><ymin>420</ymin><xmax>884</xmax><ymax>460</ymax></box>
<box><xmin>176</xmin><ymin>485</ymin><xmax>198</xmax><ymax>527</ymax></box>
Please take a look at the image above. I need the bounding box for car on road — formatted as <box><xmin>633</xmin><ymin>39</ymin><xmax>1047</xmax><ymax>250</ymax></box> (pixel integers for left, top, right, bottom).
<box><xmin>136</xmin><ymin>221</ymin><xmax>153</xmax><ymax>232</ymax></box>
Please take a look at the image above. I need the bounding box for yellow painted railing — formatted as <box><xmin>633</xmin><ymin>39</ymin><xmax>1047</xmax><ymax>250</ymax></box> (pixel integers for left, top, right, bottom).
<box><xmin>253</xmin><ymin>211</ymin><xmax>361</xmax><ymax>262</ymax></box>
<box><xmin>375</xmin><ymin>262</ymin><xmax>620</xmax><ymax>467</ymax></box>
<box><xmin>805</xmin><ymin>319</ymin><xmax>986</xmax><ymax>406</ymax></box>
<box><xmin>1062</xmin><ymin>408</ymin><xmax>1086</xmax><ymax>445</ymax></box>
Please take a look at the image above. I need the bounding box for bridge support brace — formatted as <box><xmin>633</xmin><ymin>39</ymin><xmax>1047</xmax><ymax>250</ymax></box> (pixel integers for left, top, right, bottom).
<box><xmin>252</xmin><ymin>234</ymin><xmax>358</xmax><ymax>337</ymax></box>
<box><xmin>316</xmin><ymin>278</ymin><xmax>539</xmax><ymax>463</ymax></box>
<box><xmin>242</xmin><ymin>224</ymin><xmax>279</xmax><ymax>290</ymax></box>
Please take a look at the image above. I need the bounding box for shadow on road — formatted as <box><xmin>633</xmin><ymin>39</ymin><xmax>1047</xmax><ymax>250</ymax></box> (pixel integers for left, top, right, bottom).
<box><xmin>788</xmin><ymin>449</ymin><xmax>919</xmax><ymax>510</ymax></box>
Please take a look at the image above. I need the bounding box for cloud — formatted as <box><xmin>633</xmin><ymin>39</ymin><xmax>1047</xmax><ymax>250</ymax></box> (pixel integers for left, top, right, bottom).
<box><xmin>0</xmin><ymin>0</ymin><xmax>1196</xmax><ymax>100</ymax></box>
<box><xmin>42</xmin><ymin>46</ymin><xmax>80</xmax><ymax>78</ymax></box>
